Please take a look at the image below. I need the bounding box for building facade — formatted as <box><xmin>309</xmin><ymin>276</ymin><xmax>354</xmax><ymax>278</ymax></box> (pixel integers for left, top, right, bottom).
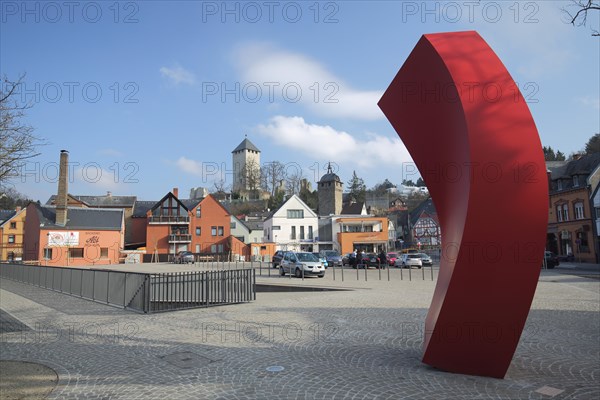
<box><xmin>0</xmin><ymin>207</ymin><xmax>27</xmax><ymax>261</ymax></box>
<box><xmin>547</xmin><ymin>154</ymin><xmax>600</xmax><ymax>263</ymax></box>
<box><xmin>23</xmin><ymin>203</ymin><xmax>125</xmax><ymax>266</ymax></box>
<box><xmin>144</xmin><ymin>190</ymin><xmax>232</xmax><ymax>261</ymax></box>
<box><xmin>263</xmin><ymin>195</ymin><xmax>319</xmax><ymax>252</ymax></box>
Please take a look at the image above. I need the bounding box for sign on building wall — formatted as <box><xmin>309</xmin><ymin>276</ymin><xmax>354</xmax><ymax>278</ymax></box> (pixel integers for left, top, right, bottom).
<box><xmin>48</xmin><ymin>231</ymin><xmax>79</xmax><ymax>246</ymax></box>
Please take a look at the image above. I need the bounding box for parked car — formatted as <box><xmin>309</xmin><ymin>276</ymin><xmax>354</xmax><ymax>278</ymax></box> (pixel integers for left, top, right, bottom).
<box><xmin>558</xmin><ymin>253</ymin><xmax>573</xmax><ymax>262</ymax></box>
<box><xmin>279</xmin><ymin>251</ymin><xmax>326</xmax><ymax>278</ymax></box>
<box><xmin>342</xmin><ymin>253</ymin><xmax>356</xmax><ymax>267</ymax></box>
<box><xmin>387</xmin><ymin>252</ymin><xmax>399</xmax><ymax>266</ymax></box>
<box><xmin>395</xmin><ymin>254</ymin><xmax>423</xmax><ymax>268</ymax></box>
<box><xmin>313</xmin><ymin>252</ymin><xmax>328</xmax><ymax>268</ymax></box>
<box><xmin>543</xmin><ymin>251</ymin><xmax>559</xmax><ymax>269</ymax></box>
<box><xmin>352</xmin><ymin>253</ymin><xmax>385</xmax><ymax>269</ymax></box>
<box><xmin>174</xmin><ymin>251</ymin><xmax>194</xmax><ymax>264</ymax></box>
<box><xmin>416</xmin><ymin>253</ymin><xmax>433</xmax><ymax>266</ymax></box>
<box><xmin>272</xmin><ymin>250</ymin><xmax>287</xmax><ymax>268</ymax></box>
<box><xmin>320</xmin><ymin>250</ymin><xmax>343</xmax><ymax>267</ymax></box>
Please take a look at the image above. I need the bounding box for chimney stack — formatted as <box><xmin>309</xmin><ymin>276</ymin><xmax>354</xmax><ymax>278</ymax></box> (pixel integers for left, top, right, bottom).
<box><xmin>56</xmin><ymin>150</ymin><xmax>69</xmax><ymax>226</ymax></box>
<box><xmin>173</xmin><ymin>187</ymin><xmax>179</xmax><ymax>198</ymax></box>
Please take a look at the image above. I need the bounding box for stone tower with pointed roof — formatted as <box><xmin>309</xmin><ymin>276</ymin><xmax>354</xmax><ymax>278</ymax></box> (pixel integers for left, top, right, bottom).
<box><xmin>318</xmin><ymin>163</ymin><xmax>343</xmax><ymax>216</ymax></box>
<box><xmin>232</xmin><ymin>136</ymin><xmax>261</xmax><ymax>193</ymax></box>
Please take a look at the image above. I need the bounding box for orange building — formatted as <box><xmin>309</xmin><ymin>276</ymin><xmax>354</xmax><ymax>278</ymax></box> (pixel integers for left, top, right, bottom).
<box><xmin>0</xmin><ymin>207</ymin><xmax>27</xmax><ymax>261</ymax></box>
<box><xmin>336</xmin><ymin>216</ymin><xmax>389</xmax><ymax>254</ymax></box>
<box><xmin>143</xmin><ymin>189</ymin><xmax>233</xmax><ymax>262</ymax></box>
<box><xmin>23</xmin><ymin>203</ymin><xmax>125</xmax><ymax>266</ymax></box>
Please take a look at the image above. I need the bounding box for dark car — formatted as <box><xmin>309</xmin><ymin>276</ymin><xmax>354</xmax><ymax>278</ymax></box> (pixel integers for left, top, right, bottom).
<box><xmin>320</xmin><ymin>250</ymin><xmax>343</xmax><ymax>267</ymax></box>
<box><xmin>543</xmin><ymin>251</ymin><xmax>559</xmax><ymax>269</ymax></box>
<box><xmin>354</xmin><ymin>253</ymin><xmax>385</xmax><ymax>269</ymax></box>
<box><xmin>174</xmin><ymin>251</ymin><xmax>194</xmax><ymax>264</ymax></box>
<box><xmin>272</xmin><ymin>250</ymin><xmax>287</xmax><ymax>268</ymax></box>
<box><xmin>342</xmin><ymin>253</ymin><xmax>356</xmax><ymax>267</ymax></box>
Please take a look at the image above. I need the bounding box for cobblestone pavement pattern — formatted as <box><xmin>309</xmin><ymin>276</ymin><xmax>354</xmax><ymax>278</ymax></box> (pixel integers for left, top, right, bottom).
<box><xmin>1</xmin><ymin>266</ymin><xmax>598</xmax><ymax>399</ymax></box>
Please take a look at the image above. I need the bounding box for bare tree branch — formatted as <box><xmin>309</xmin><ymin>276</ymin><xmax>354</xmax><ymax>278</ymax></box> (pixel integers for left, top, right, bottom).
<box><xmin>563</xmin><ymin>0</ymin><xmax>600</xmax><ymax>36</ymax></box>
<box><xmin>0</xmin><ymin>74</ymin><xmax>45</xmax><ymax>188</ymax></box>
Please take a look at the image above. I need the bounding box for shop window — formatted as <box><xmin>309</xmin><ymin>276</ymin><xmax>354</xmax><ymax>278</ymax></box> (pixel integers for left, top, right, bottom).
<box><xmin>69</xmin><ymin>248</ymin><xmax>84</xmax><ymax>258</ymax></box>
<box><xmin>100</xmin><ymin>248</ymin><xmax>108</xmax><ymax>258</ymax></box>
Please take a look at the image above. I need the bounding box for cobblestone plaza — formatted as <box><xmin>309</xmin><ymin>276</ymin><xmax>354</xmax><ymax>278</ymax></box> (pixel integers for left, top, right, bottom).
<box><xmin>1</xmin><ymin>265</ymin><xmax>598</xmax><ymax>399</ymax></box>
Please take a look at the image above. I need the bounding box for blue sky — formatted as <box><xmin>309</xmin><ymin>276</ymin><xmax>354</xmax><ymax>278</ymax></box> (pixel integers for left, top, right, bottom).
<box><xmin>2</xmin><ymin>1</ymin><xmax>599</xmax><ymax>202</ymax></box>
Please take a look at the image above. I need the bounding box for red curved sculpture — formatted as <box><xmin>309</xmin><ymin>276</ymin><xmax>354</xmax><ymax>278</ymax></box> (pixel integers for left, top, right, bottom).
<box><xmin>378</xmin><ymin>31</ymin><xmax>548</xmax><ymax>378</ymax></box>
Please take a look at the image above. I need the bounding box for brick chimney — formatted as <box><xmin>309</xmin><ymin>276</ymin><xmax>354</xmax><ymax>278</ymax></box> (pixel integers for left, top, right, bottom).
<box><xmin>55</xmin><ymin>150</ymin><xmax>69</xmax><ymax>226</ymax></box>
<box><xmin>172</xmin><ymin>187</ymin><xmax>179</xmax><ymax>198</ymax></box>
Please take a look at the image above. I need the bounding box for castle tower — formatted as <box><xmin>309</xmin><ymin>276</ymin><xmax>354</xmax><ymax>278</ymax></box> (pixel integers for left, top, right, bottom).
<box><xmin>318</xmin><ymin>163</ymin><xmax>343</xmax><ymax>216</ymax></box>
<box><xmin>232</xmin><ymin>136</ymin><xmax>261</xmax><ymax>193</ymax></box>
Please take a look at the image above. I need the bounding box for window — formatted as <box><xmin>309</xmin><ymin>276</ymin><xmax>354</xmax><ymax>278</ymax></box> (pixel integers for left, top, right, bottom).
<box><xmin>291</xmin><ymin>226</ymin><xmax>296</xmax><ymax>240</ymax></box>
<box><xmin>211</xmin><ymin>226</ymin><xmax>217</xmax><ymax>236</ymax></box>
<box><xmin>573</xmin><ymin>175</ymin><xmax>579</xmax><ymax>187</ymax></box>
<box><xmin>557</xmin><ymin>180</ymin><xmax>563</xmax><ymax>191</ymax></box>
<box><xmin>217</xmin><ymin>244</ymin><xmax>224</xmax><ymax>253</ymax></box>
<box><xmin>556</xmin><ymin>206</ymin><xmax>563</xmax><ymax>222</ymax></box>
<box><xmin>196</xmin><ymin>207</ymin><xmax>201</xmax><ymax>218</ymax></box>
<box><xmin>10</xmin><ymin>222</ymin><xmax>16</xmax><ymax>229</ymax></box>
<box><xmin>562</xmin><ymin>204</ymin><xmax>569</xmax><ymax>221</ymax></box>
<box><xmin>231</xmin><ymin>221</ymin><xmax>236</xmax><ymax>229</ymax></box>
<box><xmin>8</xmin><ymin>235</ymin><xmax>15</xmax><ymax>243</ymax></box>
<box><xmin>574</xmin><ymin>202</ymin><xmax>585</xmax><ymax>220</ymax></box>
<box><xmin>196</xmin><ymin>227</ymin><xmax>201</xmax><ymax>236</ymax></box>
<box><xmin>300</xmin><ymin>226</ymin><xmax>305</xmax><ymax>240</ymax></box>
<box><xmin>308</xmin><ymin>226</ymin><xmax>313</xmax><ymax>239</ymax></box>
<box><xmin>195</xmin><ymin>244</ymin><xmax>200</xmax><ymax>253</ymax></box>
<box><xmin>69</xmin><ymin>248</ymin><xmax>84</xmax><ymax>258</ymax></box>
<box><xmin>100</xmin><ymin>248</ymin><xmax>108</xmax><ymax>258</ymax></box>
<box><xmin>272</xmin><ymin>226</ymin><xmax>281</xmax><ymax>230</ymax></box>
<box><xmin>577</xmin><ymin>231</ymin><xmax>590</xmax><ymax>252</ymax></box>
<box><xmin>218</xmin><ymin>226</ymin><xmax>224</xmax><ymax>236</ymax></box>
<box><xmin>287</xmin><ymin>209</ymin><xmax>304</xmax><ymax>219</ymax></box>
<box><xmin>211</xmin><ymin>245</ymin><xmax>217</xmax><ymax>253</ymax></box>
<box><xmin>44</xmin><ymin>248</ymin><xmax>53</xmax><ymax>260</ymax></box>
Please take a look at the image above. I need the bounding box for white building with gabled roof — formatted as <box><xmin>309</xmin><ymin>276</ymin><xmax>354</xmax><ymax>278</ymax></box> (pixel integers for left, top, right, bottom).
<box><xmin>263</xmin><ymin>195</ymin><xmax>318</xmax><ymax>252</ymax></box>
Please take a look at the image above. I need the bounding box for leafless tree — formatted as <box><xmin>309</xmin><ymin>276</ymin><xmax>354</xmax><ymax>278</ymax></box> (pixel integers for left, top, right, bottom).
<box><xmin>213</xmin><ymin>178</ymin><xmax>230</xmax><ymax>194</ymax></box>
<box><xmin>241</xmin><ymin>159</ymin><xmax>262</xmax><ymax>192</ymax></box>
<box><xmin>563</xmin><ymin>1</ymin><xmax>600</xmax><ymax>36</ymax></box>
<box><xmin>0</xmin><ymin>75</ymin><xmax>44</xmax><ymax>188</ymax></box>
<box><xmin>262</xmin><ymin>161</ymin><xmax>286</xmax><ymax>196</ymax></box>
<box><xmin>286</xmin><ymin>167</ymin><xmax>304</xmax><ymax>197</ymax></box>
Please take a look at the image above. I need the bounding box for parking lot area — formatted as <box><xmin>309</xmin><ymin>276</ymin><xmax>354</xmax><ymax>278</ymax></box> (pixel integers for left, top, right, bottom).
<box><xmin>1</xmin><ymin>264</ymin><xmax>599</xmax><ymax>399</ymax></box>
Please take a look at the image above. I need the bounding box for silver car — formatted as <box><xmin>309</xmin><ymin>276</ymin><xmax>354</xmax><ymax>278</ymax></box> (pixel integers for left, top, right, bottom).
<box><xmin>395</xmin><ymin>254</ymin><xmax>423</xmax><ymax>269</ymax></box>
<box><xmin>416</xmin><ymin>253</ymin><xmax>433</xmax><ymax>266</ymax></box>
<box><xmin>279</xmin><ymin>252</ymin><xmax>326</xmax><ymax>278</ymax></box>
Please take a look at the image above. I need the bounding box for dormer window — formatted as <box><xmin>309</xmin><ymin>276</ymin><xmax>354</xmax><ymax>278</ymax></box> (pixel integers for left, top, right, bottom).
<box><xmin>557</xmin><ymin>180</ymin><xmax>563</xmax><ymax>191</ymax></box>
<box><xmin>573</xmin><ymin>175</ymin><xmax>579</xmax><ymax>187</ymax></box>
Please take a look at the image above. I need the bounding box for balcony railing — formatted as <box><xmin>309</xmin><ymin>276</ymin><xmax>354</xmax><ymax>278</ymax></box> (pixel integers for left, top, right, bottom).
<box><xmin>169</xmin><ymin>234</ymin><xmax>192</xmax><ymax>243</ymax></box>
<box><xmin>149</xmin><ymin>216</ymin><xmax>190</xmax><ymax>224</ymax></box>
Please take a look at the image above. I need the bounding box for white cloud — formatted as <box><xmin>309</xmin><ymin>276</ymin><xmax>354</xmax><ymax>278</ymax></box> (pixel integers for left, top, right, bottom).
<box><xmin>72</xmin><ymin>166</ymin><xmax>130</xmax><ymax>193</ymax></box>
<box><xmin>233</xmin><ymin>42</ymin><xmax>383</xmax><ymax>120</ymax></box>
<box><xmin>577</xmin><ymin>95</ymin><xmax>600</xmax><ymax>110</ymax></box>
<box><xmin>98</xmin><ymin>148</ymin><xmax>124</xmax><ymax>157</ymax></box>
<box><xmin>160</xmin><ymin>65</ymin><xmax>196</xmax><ymax>85</ymax></box>
<box><xmin>256</xmin><ymin>115</ymin><xmax>412</xmax><ymax>168</ymax></box>
<box><xmin>174</xmin><ymin>156</ymin><xmax>203</xmax><ymax>176</ymax></box>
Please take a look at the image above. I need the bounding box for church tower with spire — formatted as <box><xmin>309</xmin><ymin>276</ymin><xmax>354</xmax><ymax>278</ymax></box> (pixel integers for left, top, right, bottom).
<box><xmin>318</xmin><ymin>163</ymin><xmax>343</xmax><ymax>216</ymax></box>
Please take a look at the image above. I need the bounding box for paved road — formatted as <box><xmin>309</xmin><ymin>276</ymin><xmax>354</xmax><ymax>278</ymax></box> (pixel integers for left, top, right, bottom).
<box><xmin>1</xmin><ymin>268</ymin><xmax>598</xmax><ymax>399</ymax></box>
